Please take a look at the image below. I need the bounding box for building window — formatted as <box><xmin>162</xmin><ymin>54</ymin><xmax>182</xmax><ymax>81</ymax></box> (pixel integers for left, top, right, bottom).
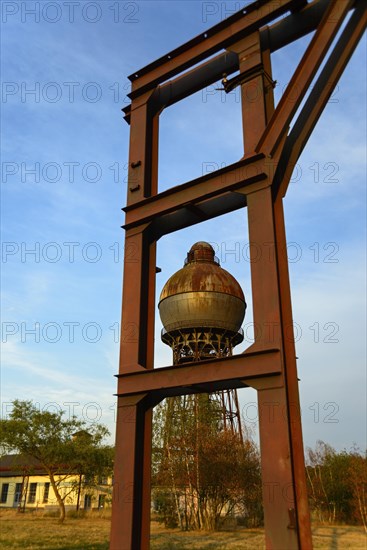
<box><xmin>14</xmin><ymin>483</ymin><xmax>23</xmax><ymax>505</ymax></box>
<box><xmin>28</xmin><ymin>483</ymin><xmax>37</xmax><ymax>503</ymax></box>
<box><xmin>98</xmin><ymin>476</ymin><xmax>108</xmax><ymax>485</ymax></box>
<box><xmin>98</xmin><ymin>494</ymin><xmax>105</xmax><ymax>509</ymax></box>
<box><xmin>43</xmin><ymin>483</ymin><xmax>50</xmax><ymax>503</ymax></box>
<box><xmin>1</xmin><ymin>483</ymin><xmax>9</xmax><ymax>503</ymax></box>
<box><xmin>84</xmin><ymin>494</ymin><xmax>92</xmax><ymax>509</ymax></box>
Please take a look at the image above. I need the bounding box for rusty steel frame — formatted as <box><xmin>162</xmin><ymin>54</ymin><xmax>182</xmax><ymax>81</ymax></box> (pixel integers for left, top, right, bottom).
<box><xmin>110</xmin><ymin>1</ymin><xmax>366</xmax><ymax>548</ymax></box>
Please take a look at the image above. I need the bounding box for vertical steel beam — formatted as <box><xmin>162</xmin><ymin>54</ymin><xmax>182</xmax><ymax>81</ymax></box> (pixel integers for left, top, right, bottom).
<box><xmin>229</xmin><ymin>32</ymin><xmax>274</xmax><ymax>155</ymax></box>
<box><xmin>247</xmin><ymin>186</ymin><xmax>283</xmax><ymax>351</ymax></box>
<box><xmin>246</xmin><ymin>182</ymin><xmax>313</xmax><ymax>549</ymax></box>
<box><xmin>258</xmin><ymin>386</ymin><xmax>299</xmax><ymax>549</ymax></box>
<box><xmin>241</xmin><ymin>33</ymin><xmax>312</xmax><ymax>549</ymax></box>
<box><xmin>246</xmin><ymin>187</ymin><xmax>298</xmax><ymax>549</ymax></box>
<box><xmin>110</xmin><ymin>235</ymin><xmax>155</xmax><ymax>550</ymax></box>
<box><xmin>241</xmin><ymin>35</ymin><xmax>281</xmax><ymax>351</ymax></box>
<box><xmin>110</xmin><ymin>394</ymin><xmax>148</xmax><ymax>550</ymax></box>
<box><xmin>126</xmin><ymin>93</ymin><xmax>159</xmax><ymax>203</ymax></box>
<box><xmin>110</xmin><ymin>92</ymin><xmax>158</xmax><ymax>548</ymax></box>
<box><xmin>273</xmin><ymin>196</ymin><xmax>313</xmax><ymax>548</ymax></box>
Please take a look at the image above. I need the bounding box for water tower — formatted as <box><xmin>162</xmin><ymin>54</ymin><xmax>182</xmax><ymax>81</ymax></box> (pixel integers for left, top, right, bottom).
<box><xmin>110</xmin><ymin>1</ymin><xmax>362</xmax><ymax>544</ymax></box>
<box><xmin>158</xmin><ymin>241</ymin><xmax>246</xmax><ymax>434</ymax></box>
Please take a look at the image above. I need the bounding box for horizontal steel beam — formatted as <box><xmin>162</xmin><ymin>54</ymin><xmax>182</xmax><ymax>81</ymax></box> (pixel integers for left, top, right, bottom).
<box><xmin>134</xmin><ymin>0</ymin><xmax>331</xmax><ymax>105</ymax></box>
<box><xmin>260</xmin><ymin>0</ymin><xmax>330</xmax><ymax>52</ymax></box>
<box><xmin>117</xmin><ymin>348</ymin><xmax>282</xmax><ymax>398</ymax></box>
<box><xmin>150</xmin><ymin>191</ymin><xmax>247</xmax><ymax>240</ymax></box>
<box><xmin>123</xmin><ymin>154</ymin><xmax>267</xmax><ymax>231</ymax></box>
<box><xmin>122</xmin><ymin>0</ymin><xmax>345</xmax><ymax>126</ymax></box>
<box><xmin>148</xmin><ymin>51</ymin><xmax>239</xmax><ymax>113</ymax></box>
<box><xmin>128</xmin><ymin>0</ymin><xmax>305</xmax><ymax>99</ymax></box>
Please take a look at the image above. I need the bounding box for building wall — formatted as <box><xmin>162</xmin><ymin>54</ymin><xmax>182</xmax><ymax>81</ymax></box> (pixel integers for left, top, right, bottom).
<box><xmin>0</xmin><ymin>474</ymin><xmax>110</xmax><ymax>510</ymax></box>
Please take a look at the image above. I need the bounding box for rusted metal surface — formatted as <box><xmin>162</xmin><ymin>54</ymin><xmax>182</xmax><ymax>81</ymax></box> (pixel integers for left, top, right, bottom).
<box><xmin>159</xmin><ymin>292</ymin><xmax>245</xmax><ymax>334</ymax></box>
<box><xmin>273</xmin><ymin>0</ymin><xmax>367</xmax><ymax>199</ymax></box>
<box><xmin>121</xmin><ymin>0</ymin><xmax>336</xmax><ymax>124</ymax></box>
<box><xmin>273</xmin><ymin>195</ymin><xmax>312</xmax><ymax>547</ymax></box>
<box><xmin>256</xmin><ymin>0</ymin><xmax>354</xmax><ymax>158</ymax></box>
<box><xmin>159</xmin><ymin>242</ymin><xmax>246</xmax><ymax>333</ymax></box>
<box><xmin>117</xmin><ymin>349</ymin><xmax>282</xmax><ymax>398</ymax></box>
<box><xmin>161</xmin><ymin>327</ymin><xmax>245</xmax><ymax>363</ymax></box>
<box><xmin>160</xmin><ymin>243</ymin><xmax>245</xmax><ymax>301</ymax></box>
<box><xmin>128</xmin><ymin>0</ymin><xmax>306</xmax><ymax>99</ymax></box>
<box><xmin>110</xmin><ymin>0</ymin><xmax>365</xmax><ymax>548</ymax></box>
<box><xmin>122</xmin><ymin>154</ymin><xmax>267</xmax><ymax>231</ymax></box>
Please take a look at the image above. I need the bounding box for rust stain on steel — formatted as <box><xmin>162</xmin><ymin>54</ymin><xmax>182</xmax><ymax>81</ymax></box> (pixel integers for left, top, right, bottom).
<box><xmin>158</xmin><ymin>242</ymin><xmax>246</xmax><ymax>334</ymax></box>
<box><xmin>159</xmin><ymin>242</ymin><xmax>246</xmax><ymax>302</ymax></box>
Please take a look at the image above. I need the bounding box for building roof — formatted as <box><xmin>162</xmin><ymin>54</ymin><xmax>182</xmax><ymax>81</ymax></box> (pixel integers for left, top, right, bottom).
<box><xmin>0</xmin><ymin>454</ymin><xmax>72</xmax><ymax>477</ymax></box>
<box><xmin>0</xmin><ymin>454</ymin><xmax>46</xmax><ymax>477</ymax></box>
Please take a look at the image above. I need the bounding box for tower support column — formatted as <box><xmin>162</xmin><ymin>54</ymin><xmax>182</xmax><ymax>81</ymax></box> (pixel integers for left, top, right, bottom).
<box><xmin>245</xmin><ymin>185</ymin><xmax>312</xmax><ymax>548</ymax></box>
<box><xmin>110</xmin><ymin>394</ymin><xmax>151</xmax><ymax>550</ymax></box>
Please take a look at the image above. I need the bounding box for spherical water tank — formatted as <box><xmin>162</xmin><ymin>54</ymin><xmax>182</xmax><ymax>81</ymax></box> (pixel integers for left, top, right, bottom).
<box><xmin>158</xmin><ymin>242</ymin><xmax>246</xmax><ymax>335</ymax></box>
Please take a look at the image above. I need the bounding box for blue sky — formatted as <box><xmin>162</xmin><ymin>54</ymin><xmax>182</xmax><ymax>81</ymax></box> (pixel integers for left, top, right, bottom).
<box><xmin>1</xmin><ymin>1</ymin><xmax>366</xmax><ymax>453</ymax></box>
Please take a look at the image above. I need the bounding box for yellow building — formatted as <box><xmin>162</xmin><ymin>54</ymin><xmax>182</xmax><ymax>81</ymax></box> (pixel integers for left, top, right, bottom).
<box><xmin>0</xmin><ymin>454</ymin><xmax>111</xmax><ymax>511</ymax></box>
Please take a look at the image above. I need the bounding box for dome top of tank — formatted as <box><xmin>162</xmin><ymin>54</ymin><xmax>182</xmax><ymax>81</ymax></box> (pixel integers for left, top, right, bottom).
<box><xmin>185</xmin><ymin>241</ymin><xmax>218</xmax><ymax>263</ymax></box>
<box><xmin>158</xmin><ymin>241</ymin><xmax>246</xmax><ymax>335</ymax></box>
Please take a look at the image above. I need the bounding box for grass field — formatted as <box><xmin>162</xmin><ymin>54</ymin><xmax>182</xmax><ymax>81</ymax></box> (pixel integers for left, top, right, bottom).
<box><xmin>0</xmin><ymin>511</ymin><xmax>366</xmax><ymax>549</ymax></box>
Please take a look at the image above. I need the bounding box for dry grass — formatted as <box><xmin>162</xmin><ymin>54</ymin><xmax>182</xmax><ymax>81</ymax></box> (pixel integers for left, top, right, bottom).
<box><xmin>0</xmin><ymin>510</ymin><xmax>109</xmax><ymax>549</ymax></box>
<box><xmin>150</xmin><ymin>522</ymin><xmax>264</xmax><ymax>549</ymax></box>
<box><xmin>0</xmin><ymin>510</ymin><xmax>366</xmax><ymax>549</ymax></box>
<box><xmin>311</xmin><ymin>524</ymin><xmax>367</xmax><ymax>549</ymax></box>
<box><xmin>150</xmin><ymin>522</ymin><xmax>367</xmax><ymax>550</ymax></box>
